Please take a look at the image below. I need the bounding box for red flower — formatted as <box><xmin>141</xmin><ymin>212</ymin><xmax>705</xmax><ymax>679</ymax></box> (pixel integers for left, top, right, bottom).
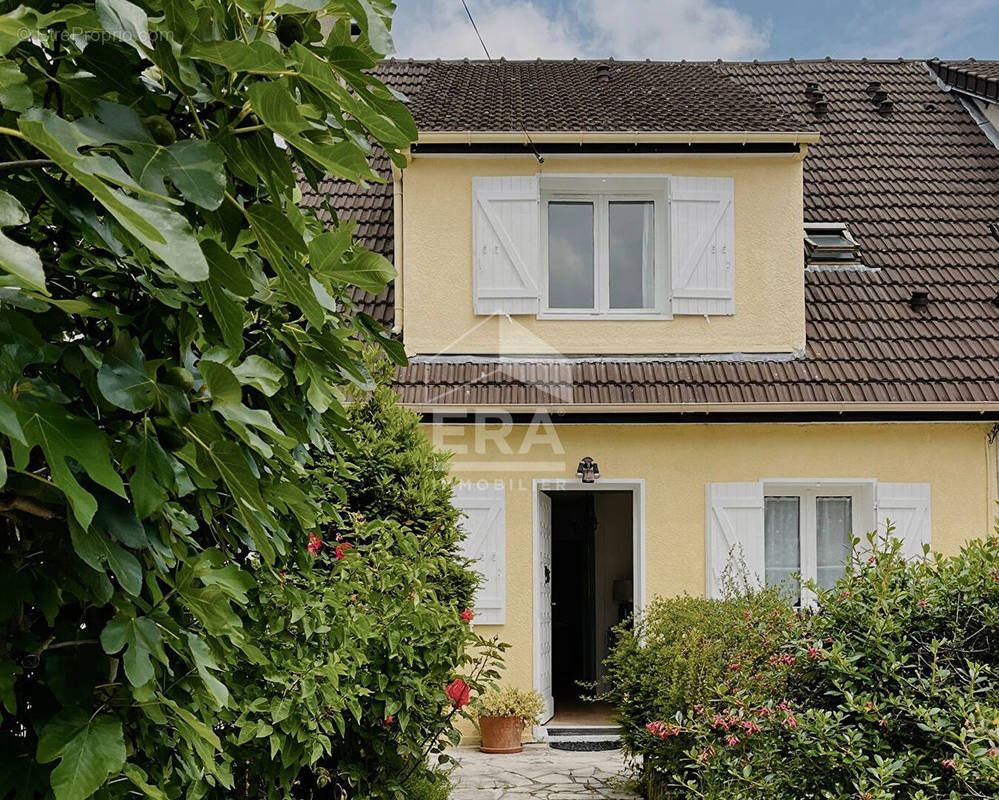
<box><xmin>307</xmin><ymin>533</ymin><xmax>322</xmax><ymax>555</ymax></box>
<box><xmin>725</xmin><ymin>734</ymin><xmax>740</xmax><ymax>748</ymax></box>
<box><xmin>446</xmin><ymin>679</ymin><xmax>471</xmax><ymax>709</ymax></box>
<box><xmin>783</xmin><ymin>714</ymin><xmax>798</xmax><ymax>728</ymax></box>
<box><xmin>918</xmin><ymin>599</ymin><xmax>928</xmax><ymax>608</ymax></box>
<box><xmin>383</xmin><ymin>716</ymin><xmax>394</xmax><ymax>727</ymax></box>
<box><xmin>460</xmin><ymin>608</ymin><xmax>474</xmax><ymax>622</ymax></box>
<box><xmin>807</xmin><ymin>646</ymin><xmax>820</xmax><ymax>660</ymax></box>
<box><xmin>941</xmin><ymin>758</ymin><xmax>955</xmax><ymax>770</ymax></box>
<box><xmin>335</xmin><ymin>542</ymin><xmax>354</xmax><ymax>561</ymax></box>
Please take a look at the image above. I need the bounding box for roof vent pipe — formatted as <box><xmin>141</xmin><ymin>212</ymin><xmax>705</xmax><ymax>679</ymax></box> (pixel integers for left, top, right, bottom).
<box><xmin>865</xmin><ymin>81</ymin><xmax>882</xmax><ymax>94</ymax></box>
<box><xmin>909</xmin><ymin>290</ymin><xmax>930</xmax><ymax>311</ymax></box>
<box><xmin>595</xmin><ymin>63</ymin><xmax>610</xmax><ymax>82</ymax></box>
<box><xmin>878</xmin><ymin>100</ymin><xmax>894</xmax><ymax>115</ymax></box>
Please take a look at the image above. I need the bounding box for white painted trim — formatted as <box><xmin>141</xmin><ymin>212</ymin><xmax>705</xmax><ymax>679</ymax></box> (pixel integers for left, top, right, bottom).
<box><xmin>416</xmin><ymin>130</ymin><xmax>822</xmax><ymax>145</ymax></box>
<box><xmin>532</xmin><ymin>478</ymin><xmax>646</xmax><ymax>726</ymax></box>
<box><xmin>539</xmin><ymin>175</ymin><xmax>670</xmax><ymax>319</ymax></box>
<box><xmin>407</xmin><ymin>402</ymin><xmax>999</xmax><ymax>414</ymax></box>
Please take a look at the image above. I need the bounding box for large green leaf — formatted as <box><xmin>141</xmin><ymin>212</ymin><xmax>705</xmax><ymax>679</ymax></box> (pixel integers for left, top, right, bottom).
<box><xmin>16</xmin><ymin>400</ymin><xmax>125</xmax><ymax>529</ymax></box>
<box><xmin>0</xmin><ymin>190</ymin><xmax>46</xmax><ymax>294</ymax></box>
<box><xmin>36</xmin><ymin>710</ymin><xmax>125</xmax><ymax>800</ymax></box>
<box><xmin>121</xmin><ymin>432</ymin><xmax>174</xmax><ymax>519</ymax></box>
<box><xmin>246</xmin><ymin>80</ymin><xmax>376</xmax><ymax>183</ymax></box>
<box><xmin>0</xmin><ymin>60</ymin><xmax>31</xmax><ymax>111</ymax></box>
<box><xmin>311</xmin><ymin>235</ymin><xmax>395</xmax><ymax>294</ymax></box>
<box><xmin>69</xmin><ymin>520</ymin><xmax>143</xmax><ymax>596</ymax></box>
<box><xmin>187</xmin><ymin>40</ymin><xmax>287</xmax><ymax>74</ymax></box>
<box><xmin>100</xmin><ymin>614</ymin><xmax>167</xmax><ymax>686</ymax></box>
<box><xmin>96</xmin><ymin>337</ymin><xmax>157</xmax><ymax>412</ymax></box>
<box><xmin>18</xmin><ymin>109</ymin><xmax>209</xmax><ymax>281</ymax></box>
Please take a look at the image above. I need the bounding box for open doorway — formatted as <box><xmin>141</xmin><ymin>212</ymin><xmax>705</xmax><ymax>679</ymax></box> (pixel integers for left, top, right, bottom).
<box><xmin>540</xmin><ymin>489</ymin><xmax>635</xmax><ymax>726</ymax></box>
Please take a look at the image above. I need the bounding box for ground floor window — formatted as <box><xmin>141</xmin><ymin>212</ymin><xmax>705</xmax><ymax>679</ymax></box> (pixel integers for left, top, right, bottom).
<box><xmin>764</xmin><ymin>490</ymin><xmax>855</xmax><ymax>604</ymax></box>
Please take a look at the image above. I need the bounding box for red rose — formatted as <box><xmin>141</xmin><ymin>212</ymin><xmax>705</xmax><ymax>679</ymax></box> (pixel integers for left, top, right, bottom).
<box><xmin>460</xmin><ymin>608</ymin><xmax>474</xmax><ymax>622</ymax></box>
<box><xmin>445</xmin><ymin>679</ymin><xmax>471</xmax><ymax>709</ymax></box>
<box><xmin>307</xmin><ymin>533</ymin><xmax>322</xmax><ymax>555</ymax></box>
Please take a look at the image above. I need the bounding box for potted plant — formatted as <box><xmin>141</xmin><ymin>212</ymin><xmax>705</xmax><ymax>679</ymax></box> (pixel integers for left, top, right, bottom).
<box><xmin>474</xmin><ymin>686</ymin><xmax>544</xmax><ymax>754</ymax></box>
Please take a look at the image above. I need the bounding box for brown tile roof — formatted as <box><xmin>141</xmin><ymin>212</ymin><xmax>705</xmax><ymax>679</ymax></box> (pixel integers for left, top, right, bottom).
<box><xmin>299</xmin><ymin>153</ymin><xmax>395</xmax><ymax>325</ymax></box>
<box><xmin>318</xmin><ymin>59</ymin><xmax>999</xmax><ymax>409</ymax></box>
<box><xmin>929</xmin><ymin>59</ymin><xmax>999</xmax><ymax>102</ymax></box>
<box><xmin>395</xmin><ymin>59</ymin><xmax>808</xmax><ymax>133</ymax></box>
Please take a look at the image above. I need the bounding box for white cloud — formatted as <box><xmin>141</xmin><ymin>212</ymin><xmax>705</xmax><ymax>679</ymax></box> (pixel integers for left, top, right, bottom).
<box><xmin>391</xmin><ymin>0</ymin><xmax>769</xmax><ymax>61</ymax></box>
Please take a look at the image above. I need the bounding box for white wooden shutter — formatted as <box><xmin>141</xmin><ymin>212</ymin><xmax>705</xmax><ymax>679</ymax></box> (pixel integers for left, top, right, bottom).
<box><xmin>452</xmin><ymin>482</ymin><xmax>506</xmax><ymax>624</ymax></box>
<box><xmin>472</xmin><ymin>176</ymin><xmax>540</xmax><ymax>315</ymax></box>
<box><xmin>706</xmin><ymin>482</ymin><xmax>764</xmax><ymax>599</ymax></box>
<box><xmin>670</xmin><ymin>176</ymin><xmax>735</xmax><ymax>315</ymax></box>
<box><xmin>875</xmin><ymin>482</ymin><xmax>931</xmax><ymax>560</ymax></box>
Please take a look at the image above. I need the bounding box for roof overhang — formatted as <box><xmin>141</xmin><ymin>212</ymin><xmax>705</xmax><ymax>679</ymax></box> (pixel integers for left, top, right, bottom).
<box><xmin>408</xmin><ymin>402</ymin><xmax>999</xmax><ymax>420</ymax></box>
<box><xmin>415</xmin><ymin>130</ymin><xmax>821</xmax><ymax>146</ymax></box>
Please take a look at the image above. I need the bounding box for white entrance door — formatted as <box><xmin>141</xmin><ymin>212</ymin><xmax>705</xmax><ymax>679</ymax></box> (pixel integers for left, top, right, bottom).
<box><xmin>537</xmin><ymin>491</ymin><xmax>554</xmax><ymax>722</ymax></box>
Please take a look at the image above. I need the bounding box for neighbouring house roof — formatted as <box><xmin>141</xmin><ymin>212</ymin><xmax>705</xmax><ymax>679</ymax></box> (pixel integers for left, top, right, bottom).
<box><xmin>929</xmin><ymin>59</ymin><xmax>999</xmax><ymax>102</ymax></box>
<box><xmin>308</xmin><ymin>58</ymin><xmax>999</xmax><ymax>411</ymax></box>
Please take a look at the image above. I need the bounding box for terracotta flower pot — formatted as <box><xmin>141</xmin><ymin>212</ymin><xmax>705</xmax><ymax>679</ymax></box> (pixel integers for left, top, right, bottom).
<box><xmin>478</xmin><ymin>715</ymin><xmax>524</xmax><ymax>754</ymax></box>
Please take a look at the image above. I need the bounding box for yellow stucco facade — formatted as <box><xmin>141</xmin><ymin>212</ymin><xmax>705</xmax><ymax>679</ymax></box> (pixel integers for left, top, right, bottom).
<box><xmin>429</xmin><ymin>420</ymin><xmax>998</xmax><ymax>703</ymax></box>
<box><xmin>398</xmin><ymin>153</ymin><xmax>806</xmax><ymax>355</ymax></box>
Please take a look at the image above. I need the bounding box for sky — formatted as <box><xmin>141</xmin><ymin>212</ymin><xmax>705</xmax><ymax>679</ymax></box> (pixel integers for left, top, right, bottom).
<box><xmin>391</xmin><ymin>0</ymin><xmax>999</xmax><ymax>62</ymax></box>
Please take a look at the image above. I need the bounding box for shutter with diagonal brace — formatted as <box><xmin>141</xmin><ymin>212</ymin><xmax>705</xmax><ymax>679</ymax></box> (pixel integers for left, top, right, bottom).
<box><xmin>472</xmin><ymin>176</ymin><xmax>540</xmax><ymax>315</ymax></box>
<box><xmin>452</xmin><ymin>482</ymin><xmax>506</xmax><ymax>624</ymax></box>
<box><xmin>670</xmin><ymin>176</ymin><xmax>735</xmax><ymax>315</ymax></box>
<box><xmin>706</xmin><ymin>482</ymin><xmax>764</xmax><ymax>598</ymax></box>
<box><xmin>875</xmin><ymin>482</ymin><xmax>931</xmax><ymax>560</ymax></box>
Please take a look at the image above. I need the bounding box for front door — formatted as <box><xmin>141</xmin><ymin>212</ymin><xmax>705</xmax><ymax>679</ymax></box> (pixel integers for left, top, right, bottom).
<box><xmin>537</xmin><ymin>490</ymin><xmax>554</xmax><ymax>722</ymax></box>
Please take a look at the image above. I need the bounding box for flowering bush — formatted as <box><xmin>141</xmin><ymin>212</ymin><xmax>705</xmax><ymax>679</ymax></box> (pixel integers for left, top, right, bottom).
<box><xmin>474</xmin><ymin>686</ymin><xmax>546</xmax><ymax>728</ymax></box>
<box><xmin>640</xmin><ymin>533</ymin><xmax>999</xmax><ymax>800</ymax></box>
<box><xmin>601</xmin><ymin>585</ymin><xmax>797</xmax><ymax>775</ymax></box>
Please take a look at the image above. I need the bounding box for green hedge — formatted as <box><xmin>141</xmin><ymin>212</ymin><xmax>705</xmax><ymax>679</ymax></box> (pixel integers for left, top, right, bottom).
<box><xmin>624</xmin><ymin>534</ymin><xmax>999</xmax><ymax>799</ymax></box>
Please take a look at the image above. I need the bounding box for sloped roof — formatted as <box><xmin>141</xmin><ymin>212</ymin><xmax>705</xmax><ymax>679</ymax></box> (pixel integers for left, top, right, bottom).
<box><xmin>316</xmin><ymin>58</ymin><xmax>999</xmax><ymax>410</ymax></box>
<box><xmin>929</xmin><ymin>59</ymin><xmax>999</xmax><ymax>101</ymax></box>
<box><xmin>395</xmin><ymin>59</ymin><xmax>808</xmax><ymax>133</ymax></box>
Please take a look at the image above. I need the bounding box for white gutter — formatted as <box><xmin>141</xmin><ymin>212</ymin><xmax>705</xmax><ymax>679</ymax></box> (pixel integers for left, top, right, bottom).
<box><xmin>391</xmin><ymin>164</ymin><xmax>404</xmax><ymax>333</ymax></box>
<box><xmin>407</xmin><ymin>402</ymin><xmax>999</xmax><ymax>415</ymax></box>
<box><xmin>415</xmin><ymin>130</ymin><xmax>821</xmax><ymax>146</ymax></box>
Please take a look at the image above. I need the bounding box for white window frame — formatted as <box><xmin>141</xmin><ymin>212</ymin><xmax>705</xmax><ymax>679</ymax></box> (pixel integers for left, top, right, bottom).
<box><xmin>763</xmin><ymin>480</ymin><xmax>874</xmax><ymax>606</ymax></box>
<box><xmin>539</xmin><ymin>175</ymin><xmax>670</xmax><ymax>320</ymax></box>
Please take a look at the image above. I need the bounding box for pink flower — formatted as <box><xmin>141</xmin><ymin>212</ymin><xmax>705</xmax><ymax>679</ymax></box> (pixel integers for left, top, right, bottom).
<box><xmin>840</xmin><ymin>591</ymin><xmax>851</xmax><ymax>599</ymax></box>
<box><xmin>446</xmin><ymin>679</ymin><xmax>471</xmax><ymax>709</ymax></box>
<box><xmin>335</xmin><ymin>542</ymin><xmax>354</xmax><ymax>561</ymax></box>
<box><xmin>783</xmin><ymin>714</ymin><xmax>798</xmax><ymax>728</ymax></box>
<box><xmin>918</xmin><ymin>599</ymin><xmax>928</xmax><ymax>608</ymax></box>
<box><xmin>697</xmin><ymin>745</ymin><xmax>716</xmax><ymax>762</ymax></box>
<box><xmin>646</xmin><ymin>721</ymin><xmax>682</xmax><ymax>739</ymax></box>
<box><xmin>987</xmin><ymin>748</ymin><xmax>998</xmax><ymax>757</ymax></box>
<box><xmin>383</xmin><ymin>715</ymin><xmax>394</xmax><ymax>727</ymax></box>
<box><xmin>460</xmin><ymin>608</ymin><xmax>474</xmax><ymax>622</ymax></box>
<box><xmin>307</xmin><ymin>533</ymin><xmax>322</xmax><ymax>555</ymax></box>
<box><xmin>941</xmin><ymin>759</ymin><xmax>955</xmax><ymax>770</ymax></box>
<box><xmin>807</xmin><ymin>646</ymin><xmax>820</xmax><ymax>660</ymax></box>
<box><xmin>725</xmin><ymin>734</ymin><xmax>740</xmax><ymax>747</ymax></box>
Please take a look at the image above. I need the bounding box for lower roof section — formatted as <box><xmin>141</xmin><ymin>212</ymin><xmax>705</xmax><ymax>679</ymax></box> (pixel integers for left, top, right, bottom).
<box><xmin>394</xmin><ymin>351</ymin><xmax>999</xmax><ymax>410</ymax></box>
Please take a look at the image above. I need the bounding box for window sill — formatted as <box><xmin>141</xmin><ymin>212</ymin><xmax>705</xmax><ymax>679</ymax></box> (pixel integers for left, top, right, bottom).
<box><xmin>537</xmin><ymin>311</ymin><xmax>672</xmax><ymax>321</ymax></box>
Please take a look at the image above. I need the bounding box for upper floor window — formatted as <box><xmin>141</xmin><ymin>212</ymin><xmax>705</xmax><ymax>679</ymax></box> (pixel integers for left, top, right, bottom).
<box><xmin>471</xmin><ymin>174</ymin><xmax>734</xmax><ymax>319</ymax></box>
<box><xmin>542</xmin><ymin>176</ymin><xmax>667</xmax><ymax>316</ymax></box>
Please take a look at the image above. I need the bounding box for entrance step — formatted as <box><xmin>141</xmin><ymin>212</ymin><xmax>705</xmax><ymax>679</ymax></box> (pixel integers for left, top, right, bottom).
<box><xmin>545</xmin><ymin>725</ymin><xmax>621</xmax><ymax>752</ymax></box>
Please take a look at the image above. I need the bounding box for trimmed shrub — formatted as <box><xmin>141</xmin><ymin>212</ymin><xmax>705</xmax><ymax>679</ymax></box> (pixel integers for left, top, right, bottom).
<box><xmin>601</xmin><ymin>585</ymin><xmax>797</xmax><ymax>777</ymax></box>
<box><xmin>639</xmin><ymin>534</ymin><xmax>999</xmax><ymax>799</ymax></box>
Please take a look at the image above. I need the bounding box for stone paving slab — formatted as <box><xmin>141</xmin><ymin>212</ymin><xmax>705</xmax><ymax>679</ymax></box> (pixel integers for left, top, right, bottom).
<box><xmin>443</xmin><ymin>744</ymin><xmax>639</xmax><ymax>800</ymax></box>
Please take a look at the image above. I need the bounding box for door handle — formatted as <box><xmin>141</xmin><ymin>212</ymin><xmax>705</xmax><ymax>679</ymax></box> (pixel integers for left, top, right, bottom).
<box><xmin>544</xmin><ymin>565</ymin><xmax>551</xmax><ymax>585</ymax></box>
